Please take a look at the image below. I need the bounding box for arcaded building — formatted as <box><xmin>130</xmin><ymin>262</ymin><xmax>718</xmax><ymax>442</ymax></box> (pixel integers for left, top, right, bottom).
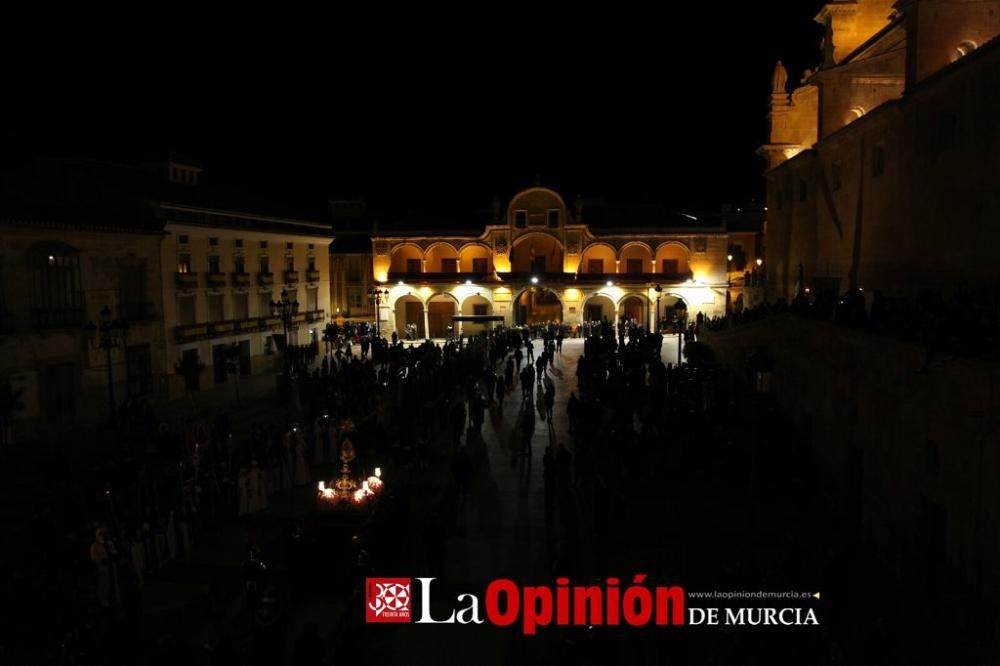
<box><xmin>370</xmin><ymin>187</ymin><xmax>760</xmax><ymax>338</ymax></box>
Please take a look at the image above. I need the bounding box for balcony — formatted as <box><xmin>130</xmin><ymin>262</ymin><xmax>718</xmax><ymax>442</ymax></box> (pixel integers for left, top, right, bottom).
<box><xmin>208</xmin><ymin>321</ymin><xmax>234</xmax><ymax>336</ymax></box>
<box><xmin>573</xmin><ymin>271</ymin><xmax>694</xmax><ymax>284</ymax></box>
<box><xmin>283</xmin><ymin>270</ymin><xmax>299</xmax><ymax>284</ymax></box>
<box><xmin>175</xmin><ymin>272</ymin><xmax>199</xmax><ymax>289</ymax></box>
<box><xmin>175</xmin><ymin>324</ymin><xmax>208</xmax><ymax>342</ymax></box>
<box><xmin>205</xmin><ymin>272</ymin><xmax>227</xmax><ymax>288</ymax></box>
<box><xmin>387</xmin><ymin>271</ymin><xmax>496</xmax><ymax>283</ymax></box>
<box><xmin>257</xmin><ymin>272</ymin><xmax>274</xmax><ymax>286</ymax></box>
<box><xmin>305</xmin><ymin>309</ymin><xmax>325</xmax><ymax>322</ymax></box>
<box><xmin>118</xmin><ymin>301</ymin><xmax>156</xmax><ymax>322</ymax></box>
<box><xmin>305</xmin><ymin>269</ymin><xmax>321</xmax><ymax>283</ymax></box>
<box><xmin>231</xmin><ymin>272</ymin><xmax>251</xmax><ymax>287</ymax></box>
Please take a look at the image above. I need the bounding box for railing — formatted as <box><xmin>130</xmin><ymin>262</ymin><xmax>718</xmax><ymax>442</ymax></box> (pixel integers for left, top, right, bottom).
<box><xmin>174</xmin><ymin>310</ymin><xmax>326</xmax><ymax>342</ymax></box>
<box><xmin>231</xmin><ymin>272</ymin><xmax>251</xmax><ymax>287</ymax></box>
<box><xmin>175</xmin><ymin>272</ymin><xmax>199</xmax><ymax>288</ymax></box>
<box><xmin>305</xmin><ymin>269</ymin><xmax>321</xmax><ymax>282</ymax></box>
<box><xmin>573</xmin><ymin>271</ymin><xmax>694</xmax><ymax>283</ymax></box>
<box><xmin>257</xmin><ymin>272</ymin><xmax>274</xmax><ymax>286</ymax></box>
<box><xmin>205</xmin><ymin>272</ymin><xmax>227</xmax><ymax>287</ymax></box>
<box><xmin>387</xmin><ymin>271</ymin><xmax>494</xmax><ymax>282</ymax></box>
<box><xmin>283</xmin><ymin>270</ymin><xmax>299</xmax><ymax>284</ymax></box>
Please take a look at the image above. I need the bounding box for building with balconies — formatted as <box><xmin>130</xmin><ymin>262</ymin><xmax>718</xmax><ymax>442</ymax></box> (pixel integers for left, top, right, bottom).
<box><xmin>371</xmin><ymin>187</ymin><xmax>761</xmax><ymax>338</ymax></box>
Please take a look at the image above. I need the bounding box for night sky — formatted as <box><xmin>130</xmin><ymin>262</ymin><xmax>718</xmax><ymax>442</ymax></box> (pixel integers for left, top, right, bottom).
<box><xmin>7</xmin><ymin>5</ymin><xmax>825</xmax><ymax>222</ymax></box>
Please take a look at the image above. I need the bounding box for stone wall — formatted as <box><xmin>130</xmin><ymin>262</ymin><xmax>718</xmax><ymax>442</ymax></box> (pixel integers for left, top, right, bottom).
<box><xmin>703</xmin><ymin>315</ymin><xmax>1000</xmax><ymax>619</ymax></box>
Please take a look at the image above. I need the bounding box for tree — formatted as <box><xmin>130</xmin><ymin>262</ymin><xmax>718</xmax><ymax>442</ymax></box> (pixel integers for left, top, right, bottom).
<box><xmin>175</xmin><ymin>354</ymin><xmax>206</xmax><ymax>414</ymax></box>
<box><xmin>0</xmin><ymin>383</ymin><xmax>25</xmax><ymax>447</ymax></box>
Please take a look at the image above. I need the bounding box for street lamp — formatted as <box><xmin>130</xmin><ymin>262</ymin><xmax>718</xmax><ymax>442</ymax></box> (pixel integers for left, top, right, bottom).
<box><xmin>653</xmin><ymin>284</ymin><xmax>662</xmax><ymax>332</ymax></box>
<box><xmin>368</xmin><ymin>286</ymin><xmax>389</xmax><ymax>338</ymax></box>
<box><xmin>85</xmin><ymin>305</ymin><xmax>128</xmax><ymax>427</ymax></box>
<box><xmin>270</xmin><ymin>289</ymin><xmax>299</xmax><ymax>376</ymax></box>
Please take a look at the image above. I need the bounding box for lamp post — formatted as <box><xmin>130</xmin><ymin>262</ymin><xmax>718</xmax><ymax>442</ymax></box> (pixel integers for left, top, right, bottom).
<box><xmin>368</xmin><ymin>286</ymin><xmax>389</xmax><ymax>338</ymax></box>
<box><xmin>653</xmin><ymin>284</ymin><xmax>662</xmax><ymax>332</ymax></box>
<box><xmin>86</xmin><ymin>305</ymin><xmax>128</xmax><ymax>427</ymax></box>
<box><xmin>270</xmin><ymin>289</ymin><xmax>299</xmax><ymax>376</ymax></box>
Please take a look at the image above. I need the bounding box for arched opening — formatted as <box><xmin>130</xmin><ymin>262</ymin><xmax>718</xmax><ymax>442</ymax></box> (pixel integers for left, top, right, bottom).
<box><xmin>514</xmin><ymin>287</ymin><xmax>562</xmax><ymax>325</ymax></box>
<box><xmin>389</xmin><ymin>244</ymin><xmax>424</xmax><ymax>275</ymax></box>
<box><xmin>654</xmin><ymin>243</ymin><xmax>691</xmax><ymax>279</ymax></box>
<box><xmin>582</xmin><ymin>294</ymin><xmax>616</xmax><ymax>324</ymax></box>
<box><xmin>427</xmin><ymin>293</ymin><xmax>458</xmax><ymax>338</ymax></box>
<box><xmin>510</xmin><ymin>233</ymin><xmax>563</xmax><ymax>274</ymax></box>
<box><xmin>458</xmin><ymin>243</ymin><xmax>493</xmax><ymax>276</ymax></box>
<box><xmin>459</xmin><ymin>293</ymin><xmax>492</xmax><ymax>335</ymax></box>
<box><xmin>620</xmin><ymin>295</ymin><xmax>647</xmax><ymax>326</ymax></box>
<box><xmin>659</xmin><ymin>294</ymin><xmax>687</xmax><ymax>327</ymax></box>
<box><xmin>425</xmin><ymin>242</ymin><xmax>460</xmax><ymax>274</ymax></box>
<box><xmin>619</xmin><ymin>243</ymin><xmax>654</xmax><ymax>275</ymax></box>
<box><xmin>393</xmin><ymin>294</ymin><xmax>424</xmax><ymax>339</ymax></box>
<box><xmin>579</xmin><ymin>243</ymin><xmax>617</xmax><ymax>275</ymax></box>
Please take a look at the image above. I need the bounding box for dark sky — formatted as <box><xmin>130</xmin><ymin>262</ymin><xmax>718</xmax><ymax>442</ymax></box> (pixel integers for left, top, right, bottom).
<box><xmin>6</xmin><ymin>5</ymin><xmax>825</xmax><ymax>222</ymax></box>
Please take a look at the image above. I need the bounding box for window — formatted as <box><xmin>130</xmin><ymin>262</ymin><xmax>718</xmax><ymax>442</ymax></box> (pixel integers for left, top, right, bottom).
<box><xmin>285</xmin><ymin>256</ymin><xmax>295</xmax><ymax>271</ymax></box>
<box><xmin>286</xmin><ymin>242</ymin><xmax>293</xmax><ymax>250</ymax></box>
<box><xmin>547</xmin><ymin>210</ymin><xmax>559</xmax><ymax>228</ymax></box>
<box><xmin>472</xmin><ymin>257</ymin><xmax>488</xmax><ymax>274</ymax></box>
<box><xmin>626</xmin><ymin>258</ymin><xmax>643</xmax><ymax>274</ymax></box>
<box><xmin>662</xmin><ymin>259</ymin><xmax>679</xmax><ymax>275</ymax></box>
<box><xmin>126</xmin><ymin>344</ymin><xmax>152</xmax><ymax>397</ymax></box>
<box><xmin>258</xmin><ymin>291</ymin><xmax>272</xmax><ymax>317</ymax></box>
<box><xmin>233</xmin><ymin>292</ymin><xmax>249</xmax><ymax>320</ymax></box>
<box><xmin>31</xmin><ymin>244</ymin><xmax>84</xmax><ymax>328</ymax></box>
<box><xmin>208</xmin><ymin>293</ymin><xmax>224</xmax><ymax>322</ymax></box>
<box><xmin>208</xmin><ymin>255</ymin><xmax>221</xmax><ymax>274</ymax></box>
<box><xmin>179</xmin><ymin>235</ymin><xmax>189</xmax><ymax>245</ymax></box>
<box><xmin>441</xmin><ymin>258</ymin><xmax>458</xmax><ymax>273</ymax></box>
<box><xmin>178</xmin><ymin>295</ymin><xmax>196</xmax><ymax>325</ymax></box>
<box><xmin>260</xmin><ymin>240</ymin><xmax>268</xmax><ymax>249</ymax></box>
<box><xmin>694</xmin><ymin>237</ymin><xmax>707</xmax><ymax>253</ymax></box>
<box><xmin>872</xmin><ymin>146</ymin><xmax>885</xmax><ymax>177</ymax></box>
<box><xmin>531</xmin><ymin>255</ymin><xmax>546</xmax><ymax>273</ymax></box>
<box><xmin>831</xmin><ymin>162</ymin><xmax>843</xmax><ymax>191</ymax></box>
<box><xmin>178</xmin><ymin>253</ymin><xmax>192</xmax><ymax>273</ymax></box>
<box><xmin>406</xmin><ymin>258</ymin><xmax>422</xmax><ymax>274</ymax></box>
<box><xmin>235</xmin><ymin>239</ymin><xmax>243</xmax><ymax>248</ymax></box>
<box><xmin>118</xmin><ymin>262</ymin><xmax>147</xmax><ymax>319</ymax></box>
<box><xmin>308</xmin><ymin>243</ymin><xmax>315</xmax><ymax>250</ymax></box>
<box><xmin>588</xmin><ymin>259</ymin><xmax>604</xmax><ymax>273</ymax></box>
<box><xmin>308</xmin><ymin>256</ymin><xmax>316</xmax><ymax>271</ymax></box>
<box><xmin>209</xmin><ymin>237</ymin><xmax>218</xmax><ymax>246</ymax></box>
<box><xmin>259</xmin><ymin>258</ymin><xmax>270</xmax><ymax>274</ymax></box>
<box><xmin>348</xmin><ymin>286</ymin><xmax>362</xmax><ymax>309</ymax></box>
<box><xmin>234</xmin><ymin>256</ymin><xmax>245</xmax><ymax>274</ymax></box>
<box><xmin>473</xmin><ymin>304</ymin><xmax>488</xmax><ymax>316</ymax></box>
<box><xmin>515</xmin><ymin>210</ymin><xmax>527</xmax><ymax>228</ymax></box>
<box><xmin>306</xmin><ymin>287</ymin><xmax>318</xmax><ymax>311</ymax></box>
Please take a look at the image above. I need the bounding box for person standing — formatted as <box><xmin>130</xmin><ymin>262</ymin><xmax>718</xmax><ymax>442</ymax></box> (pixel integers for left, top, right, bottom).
<box><xmin>90</xmin><ymin>527</ymin><xmax>120</xmax><ymax>611</ymax></box>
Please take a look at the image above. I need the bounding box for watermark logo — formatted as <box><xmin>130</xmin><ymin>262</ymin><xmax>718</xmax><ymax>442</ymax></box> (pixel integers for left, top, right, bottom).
<box><xmin>366</xmin><ymin>578</ymin><xmax>412</xmax><ymax>622</ymax></box>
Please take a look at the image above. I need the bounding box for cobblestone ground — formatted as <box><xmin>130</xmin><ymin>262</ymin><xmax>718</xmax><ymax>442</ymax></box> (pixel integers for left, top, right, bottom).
<box><xmin>131</xmin><ymin>335</ymin><xmax>943</xmax><ymax>665</ymax></box>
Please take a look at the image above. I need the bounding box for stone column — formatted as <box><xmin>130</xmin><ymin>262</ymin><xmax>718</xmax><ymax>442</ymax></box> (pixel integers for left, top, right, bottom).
<box><xmin>423</xmin><ymin>307</ymin><xmax>431</xmax><ymax>340</ymax></box>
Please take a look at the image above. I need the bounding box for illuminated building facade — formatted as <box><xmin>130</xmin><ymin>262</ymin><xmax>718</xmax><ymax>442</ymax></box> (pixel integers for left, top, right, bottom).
<box><xmin>371</xmin><ymin>187</ymin><xmax>762</xmax><ymax>337</ymax></box>
<box><xmin>762</xmin><ymin>0</ymin><xmax>1000</xmax><ymax>301</ymax></box>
